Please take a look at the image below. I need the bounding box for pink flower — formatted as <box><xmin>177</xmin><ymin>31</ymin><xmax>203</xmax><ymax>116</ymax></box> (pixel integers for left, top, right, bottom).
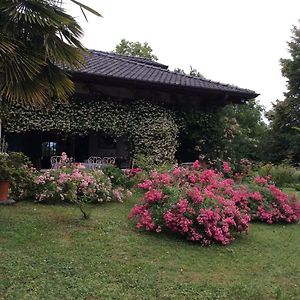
<box><xmin>223</xmin><ymin>162</ymin><xmax>231</xmax><ymax>173</ymax></box>
<box><xmin>193</xmin><ymin>160</ymin><xmax>201</xmax><ymax>169</ymax></box>
<box><xmin>61</xmin><ymin>152</ymin><xmax>68</xmax><ymax>162</ymax></box>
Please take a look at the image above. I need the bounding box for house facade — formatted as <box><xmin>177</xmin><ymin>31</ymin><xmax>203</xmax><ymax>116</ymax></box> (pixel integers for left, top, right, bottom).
<box><xmin>3</xmin><ymin>51</ymin><xmax>258</xmax><ymax>168</ymax></box>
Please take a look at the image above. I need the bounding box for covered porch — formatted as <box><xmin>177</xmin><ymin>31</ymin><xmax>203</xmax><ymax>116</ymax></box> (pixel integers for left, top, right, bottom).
<box><xmin>6</xmin><ymin>131</ymin><xmax>131</xmax><ymax>169</ymax></box>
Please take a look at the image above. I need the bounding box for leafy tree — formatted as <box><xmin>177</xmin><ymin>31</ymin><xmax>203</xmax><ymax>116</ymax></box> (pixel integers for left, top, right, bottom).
<box><xmin>174</xmin><ymin>68</ymin><xmax>186</xmax><ymax>75</ymax></box>
<box><xmin>280</xmin><ymin>23</ymin><xmax>300</xmax><ymax>99</ymax></box>
<box><xmin>189</xmin><ymin>66</ymin><xmax>205</xmax><ymax>79</ymax></box>
<box><xmin>264</xmin><ymin>21</ymin><xmax>300</xmax><ymax>163</ymax></box>
<box><xmin>114</xmin><ymin>39</ymin><xmax>158</xmax><ymax>61</ymax></box>
<box><xmin>177</xmin><ymin>99</ymin><xmax>268</xmax><ymax>164</ymax></box>
<box><xmin>0</xmin><ymin>0</ymin><xmax>100</xmax><ymax>106</ymax></box>
<box><xmin>174</xmin><ymin>66</ymin><xmax>205</xmax><ymax>78</ymax></box>
<box><xmin>220</xmin><ymin>99</ymin><xmax>268</xmax><ymax>162</ymax></box>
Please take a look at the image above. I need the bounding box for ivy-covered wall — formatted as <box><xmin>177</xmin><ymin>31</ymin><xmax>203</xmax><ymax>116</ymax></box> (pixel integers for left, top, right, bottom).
<box><xmin>2</xmin><ymin>98</ymin><xmax>180</xmax><ymax>163</ymax></box>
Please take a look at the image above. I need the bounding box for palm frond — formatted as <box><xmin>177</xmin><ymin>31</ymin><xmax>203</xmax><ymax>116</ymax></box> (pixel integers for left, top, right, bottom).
<box><xmin>1</xmin><ymin>63</ymin><xmax>75</xmax><ymax>107</ymax></box>
<box><xmin>0</xmin><ymin>34</ymin><xmax>45</xmax><ymax>82</ymax></box>
<box><xmin>69</xmin><ymin>0</ymin><xmax>102</xmax><ymax>17</ymax></box>
<box><xmin>0</xmin><ymin>0</ymin><xmax>96</xmax><ymax>107</ymax></box>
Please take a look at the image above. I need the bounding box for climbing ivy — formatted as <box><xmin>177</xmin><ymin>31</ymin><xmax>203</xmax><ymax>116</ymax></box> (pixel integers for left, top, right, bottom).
<box><xmin>2</xmin><ymin>98</ymin><xmax>179</xmax><ymax>163</ymax></box>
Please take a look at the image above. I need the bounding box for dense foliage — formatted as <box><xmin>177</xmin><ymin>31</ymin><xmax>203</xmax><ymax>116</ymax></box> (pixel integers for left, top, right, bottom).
<box><xmin>265</xmin><ymin>22</ymin><xmax>300</xmax><ymax>163</ymax></box>
<box><xmin>2</xmin><ymin>95</ymin><xmax>270</xmax><ymax>165</ymax></box>
<box><xmin>3</xmin><ymin>98</ymin><xmax>179</xmax><ymax>163</ymax></box>
<box><xmin>0</xmin><ymin>152</ymin><xmax>36</xmax><ymax>199</ymax></box>
<box><xmin>114</xmin><ymin>39</ymin><xmax>158</xmax><ymax>61</ymax></box>
<box><xmin>257</xmin><ymin>163</ymin><xmax>299</xmax><ymax>188</ymax></box>
<box><xmin>220</xmin><ymin>100</ymin><xmax>267</xmax><ymax>162</ymax></box>
<box><xmin>178</xmin><ymin>99</ymin><xmax>267</xmax><ymax>164</ymax></box>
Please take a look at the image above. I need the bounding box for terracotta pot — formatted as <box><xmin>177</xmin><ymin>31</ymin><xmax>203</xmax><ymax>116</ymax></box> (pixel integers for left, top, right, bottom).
<box><xmin>0</xmin><ymin>180</ymin><xmax>9</xmax><ymax>201</ymax></box>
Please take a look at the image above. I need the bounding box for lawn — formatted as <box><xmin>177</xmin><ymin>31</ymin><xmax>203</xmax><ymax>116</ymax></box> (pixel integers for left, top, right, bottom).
<box><xmin>0</xmin><ymin>197</ymin><xmax>299</xmax><ymax>300</ymax></box>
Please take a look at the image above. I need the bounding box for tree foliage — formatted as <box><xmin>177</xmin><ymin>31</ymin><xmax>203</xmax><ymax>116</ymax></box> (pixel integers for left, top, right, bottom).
<box><xmin>265</xmin><ymin>21</ymin><xmax>300</xmax><ymax>163</ymax></box>
<box><xmin>177</xmin><ymin>99</ymin><xmax>267</xmax><ymax>163</ymax></box>
<box><xmin>2</xmin><ymin>98</ymin><xmax>179</xmax><ymax>163</ymax></box>
<box><xmin>114</xmin><ymin>39</ymin><xmax>158</xmax><ymax>61</ymax></box>
<box><xmin>174</xmin><ymin>66</ymin><xmax>205</xmax><ymax>78</ymax></box>
<box><xmin>0</xmin><ymin>0</ymin><xmax>100</xmax><ymax>106</ymax></box>
<box><xmin>220</xmin><ymin>100</ymin><xmax>268</xmax><ymax>162</ymax></box>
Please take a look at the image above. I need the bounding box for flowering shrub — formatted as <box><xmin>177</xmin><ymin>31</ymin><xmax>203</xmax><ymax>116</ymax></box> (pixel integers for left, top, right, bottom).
<box><xmin>0</xmin><ymin>152</ymin><xmax>37</xmax><ymax>200</ymax></box>
<box><xmin>35</xmin><ymin>154</ymin><xmax>130</xmax><ymax>218</ymax></box>
<box><xmin>129</xmin><ymin>161</ymin><xmax>300</xmax><ymax>245</ymax></box>
<box><xmin>124</xmin><ymin>167</ymin><xmax>143</xmax><ymax>178</ymax></box>
<box><xmin>102</xmin><ymin>165</ymin><xmax>136</xmax><ymax>189</ymax></box>
<box><xmin>244</xmin><ymin>176</ymin><xmax>300</xmax><ymax>223</ymax></box>
<box><xmin>129</xmin><ymin>163</ymin><xmax>251</xmax><ymax>245</ymax></box>
<box><xmin>35</xmin><ymin>167</ymin><xmax>113</xmax><ymax>204</ymax></box>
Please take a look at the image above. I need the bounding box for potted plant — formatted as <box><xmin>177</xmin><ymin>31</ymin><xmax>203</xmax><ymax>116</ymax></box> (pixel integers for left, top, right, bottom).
<box><xmin>0</xmin><ymin>153</ymin><xmax>12</xmax><ymax>201</ymax></box>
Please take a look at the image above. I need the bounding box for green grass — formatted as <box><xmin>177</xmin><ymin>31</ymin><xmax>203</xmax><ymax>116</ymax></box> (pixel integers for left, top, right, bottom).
<box><xmin>0</xmin><ymin>197</ymin><xmax>299</xmax><ymax>300</ymax></box>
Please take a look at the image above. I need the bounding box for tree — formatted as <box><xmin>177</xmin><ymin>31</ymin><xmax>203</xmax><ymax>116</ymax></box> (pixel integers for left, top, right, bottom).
<box><xmin>0</xmin><ymin>0</ymin><xmax>100</xmax><ymax>106</ymax></box>
<box><xmin>174</xmin><ymin>68</ymin><xmax>186</xmax><ymax>75</ymax></box>
<box><xmin>189</xmin><ymin>66</ymin><xmax>205</xmax><ymax>79</ymax></box>
<box><xmin>114</xmin><ymin>39</ymin><xmax>158</xmax><ymax>61</ymax></box>
<box><xmin>264</xmin><ymin>21</ymin><xmax>300</xmax><ymax>163</ymax></box>
<box><xmin>220</xmin><ymin>99</ymin><xmax>268</xmax><ymax>162</ymax></box>
<box><xmin>174</xmin><ymin>66</ymin><xmax>205</xmax><ymax>78</ymax></box>
<box><xmin>280</xmin><ymin>23</ymin><xmax>300</xmax><ymax>99</ymax></box>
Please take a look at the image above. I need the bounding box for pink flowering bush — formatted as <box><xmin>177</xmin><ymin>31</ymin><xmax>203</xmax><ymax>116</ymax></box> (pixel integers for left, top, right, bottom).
<box><xmin>129</xmin><ymin>163</ymin><xmax>251</xmax><ymax>245</ymax></box>
<box><xmin>35</xmin><ymin>167</ymin><xmax>113</xmax><ymax>204</ymax></box>
<box><xmin>243</xmin><ymin>176</ymin><xmax>300</xmax><ymax>223</ymax></box>
<box><xmin>35</xmin><ymin>154</ymin><xmax>130</xmax><ymax>218</ymax></box>
<box><xmin>129</xmin><ymin>161</ymin><xmax>300</xmax><ymax>245</ymax></box>
<box><xmin>212</xmin><ymin>160</ymin><xmax>300</xmax><ymax>223</ymax></box>
<box><xmin>124</xmin><ymin>167</ymin><xmax>143</xmax><ymax>178</ymax></box>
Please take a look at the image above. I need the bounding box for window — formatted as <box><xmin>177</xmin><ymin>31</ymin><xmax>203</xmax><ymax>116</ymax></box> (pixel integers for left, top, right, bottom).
<box><xmin>42</xmin><ymin>141</ymin><xmax>57</xmax><ymax>157</ymax></box>
<box><xmin>97</xmin><ymin>135</ymin><xmax>116</xmax><ymax>149</ymax></box>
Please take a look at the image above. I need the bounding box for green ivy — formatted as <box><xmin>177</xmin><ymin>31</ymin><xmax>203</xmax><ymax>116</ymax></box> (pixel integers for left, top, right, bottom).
<box><xmin>2</xmin><ymin>98</ymin><xmax>179</xmax><ymax>163</ymax></box>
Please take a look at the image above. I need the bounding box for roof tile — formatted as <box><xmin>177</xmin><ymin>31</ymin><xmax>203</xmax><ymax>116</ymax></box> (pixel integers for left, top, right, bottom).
<box><xmin>70</xmin><ymin>50</ymin><xmax>258</xmax><ymax>98</ymax></box>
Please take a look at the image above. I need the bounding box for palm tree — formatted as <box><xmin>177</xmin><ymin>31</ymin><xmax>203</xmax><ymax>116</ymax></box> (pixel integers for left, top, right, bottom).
<box><xmin>0</xmin><ymin>0</ymin><xmax>101</xmax><ymax>106</ymax></box>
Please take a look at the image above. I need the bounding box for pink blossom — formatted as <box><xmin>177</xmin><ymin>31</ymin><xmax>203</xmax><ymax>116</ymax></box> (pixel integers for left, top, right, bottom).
<box><xmin>223</xmin><ymin>162</ymin><xmax>232</xmax><ymax>173</ymax></box>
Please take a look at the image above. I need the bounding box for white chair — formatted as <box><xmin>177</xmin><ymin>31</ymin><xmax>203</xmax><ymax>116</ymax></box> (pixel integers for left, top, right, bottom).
<box><xmin>87</xmin><ymin>156</ymin><xmax>102</xmax><ymax>169</ymax></box>
<box><xmin>50</xmin><ymin>156</ymin><xmax>62</xmax><ymax>169</ymax></box>
<box><xmin>102</xmin><ymin>157</ymin><xmax>116</xmax><ymax>166</ymax></box>
<box><xmin>50</xmin><ymin>155</ymin><xmax>73</xmax><ymax>169</ymax></box>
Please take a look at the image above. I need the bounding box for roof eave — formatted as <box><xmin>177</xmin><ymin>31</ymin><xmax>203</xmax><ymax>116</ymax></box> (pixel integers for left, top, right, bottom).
<box><xmin>70</xmin><ymin>71</ymin><xmax>259</xmax><ymax>101</ymax></box>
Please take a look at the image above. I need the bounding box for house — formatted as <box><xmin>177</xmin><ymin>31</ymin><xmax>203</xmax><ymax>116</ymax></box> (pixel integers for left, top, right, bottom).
<box><xmin>3</xmin><ymin>50</ymin><xmax>258</xmax><ymax>168</ymax></box>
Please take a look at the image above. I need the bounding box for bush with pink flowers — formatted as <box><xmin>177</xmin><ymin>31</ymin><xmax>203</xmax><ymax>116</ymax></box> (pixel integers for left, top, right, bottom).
<box><xmin>129</xmin><ymin>162</ymin><xmax>251</xmax><ymax>245</ymax></box>
<box><xmin>129</xmin><ymin>161</ymin><xmax>300</xmax><ymax>245</ymax></box>
<box><xmin>34</xmin><ymin>154</ymin><xmax>131</xmax><ymax>218</ymax></box>
<box><xmin>244</xmin><ymin>176</ymin><xmax>300</xmax><ymax>223</ymax></box>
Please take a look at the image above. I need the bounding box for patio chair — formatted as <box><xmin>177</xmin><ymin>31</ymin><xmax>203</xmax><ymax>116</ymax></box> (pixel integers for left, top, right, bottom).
<box><xmin>102</xmin><ymin>157</ymin><xmax>116</xmax><ymax>166</ymax></box>
<box><xmin>50</xmin><ymin>156</ymin><xmax>62</xmax><ymax>169</ymax></box>
<box><xmin>87</xmin><ymin>156</ymin><xmax>102</xmax><ymax>170</ymax></box>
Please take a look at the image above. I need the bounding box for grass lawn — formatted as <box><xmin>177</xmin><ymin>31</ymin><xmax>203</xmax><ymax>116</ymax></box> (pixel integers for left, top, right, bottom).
<box><xmin>0</xmin><ymin>196</ymin><xmax>299</xmax><ymax>300</ymax></box>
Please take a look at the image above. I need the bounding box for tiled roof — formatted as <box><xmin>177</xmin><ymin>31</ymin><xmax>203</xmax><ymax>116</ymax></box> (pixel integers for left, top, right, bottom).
<box><xmin>70</xmin><ymin>50</ymin><xmax>258</xmax><ymax>98</ymax></box>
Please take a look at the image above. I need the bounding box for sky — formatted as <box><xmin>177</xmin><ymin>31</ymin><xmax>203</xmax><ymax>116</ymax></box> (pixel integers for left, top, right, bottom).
<box><xmin>68</xmin><ymin>0</ymin><xmax>300</xmax><ymax>110</ymax></box>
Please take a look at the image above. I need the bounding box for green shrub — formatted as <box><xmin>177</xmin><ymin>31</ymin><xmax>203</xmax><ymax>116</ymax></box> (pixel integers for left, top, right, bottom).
<box><xmin>133</xmin><ymin>153</ymin><xmax>175</xmax><ymax>174</ymax></box>
<box><xmin>133</xmin><ymin>154</ymin><xmax>158</xmax><ymax>172</ymax></box>
<box><xmin>0</xmin><ymin>152</ymin><xmax>37</xmax><ymax>200</ymax></box>
<box><xmin>102</xmin><ymin>165</ymin><xmax>133</xmax><ymax>189</ymax></box>
<box><xmin>257</xmin><ymin>163</ymin><xmax>298</xmax><ymax>187</ymax></box>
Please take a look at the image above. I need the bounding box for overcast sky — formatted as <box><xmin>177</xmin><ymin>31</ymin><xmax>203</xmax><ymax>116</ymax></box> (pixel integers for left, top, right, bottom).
<box><xmin>69</xmin><ymin>0</ymin><xmax>300</xmax><ymax>109</ymax></box>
